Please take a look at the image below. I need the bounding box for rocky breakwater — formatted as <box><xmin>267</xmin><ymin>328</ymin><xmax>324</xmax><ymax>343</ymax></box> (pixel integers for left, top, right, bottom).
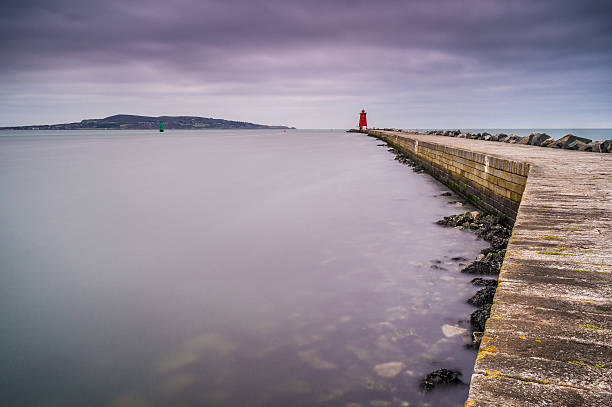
<box><xmin>421</xmin><ymin>130</ymin><xmax>612</xmax><ymax>153</ymax></box>
<box><xmin>435</xmin><ymin>212</ymin><xmax>512</xmax><ymax>340</ymax></box>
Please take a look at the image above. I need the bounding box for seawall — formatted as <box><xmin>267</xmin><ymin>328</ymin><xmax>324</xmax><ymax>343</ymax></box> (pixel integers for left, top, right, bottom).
<box><xmin>368</xmin><ymin>130</ymin><xmax>529</xmax><ymax>221</ymax></box>
<box><xmin>364</xmin><ymin>130</ymin><xmax>612</xmax><ymax>406</ymax></box>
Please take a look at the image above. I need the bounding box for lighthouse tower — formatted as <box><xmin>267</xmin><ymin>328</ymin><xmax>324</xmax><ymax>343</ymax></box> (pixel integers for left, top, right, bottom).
<box><xmin>359</xmin><ymin>109</ymin><xmax>367</xmax><ymax>130</ymax></box>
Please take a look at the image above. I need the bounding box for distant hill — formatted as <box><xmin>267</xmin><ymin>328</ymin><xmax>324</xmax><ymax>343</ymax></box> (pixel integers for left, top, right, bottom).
<box><xmin>0</xmin><ymin>114</ymin><xmax>295</xmax><ymax>130</ymax></box>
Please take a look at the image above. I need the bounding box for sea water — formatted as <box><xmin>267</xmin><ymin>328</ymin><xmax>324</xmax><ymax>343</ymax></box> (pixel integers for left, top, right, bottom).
<box><xmin>0</xmin><ymin>130</ymin><xmax>488</xmax><ymax>407</ymax></box>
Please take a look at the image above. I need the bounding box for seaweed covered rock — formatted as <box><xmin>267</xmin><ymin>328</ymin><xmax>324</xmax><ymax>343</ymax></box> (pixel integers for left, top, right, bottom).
<box><xmin>467</xmin><ymin>287</ymin><xmax>496</xmax><ymax>306</ymax></box>
<box><xmin>471</xmin><ymin>277</ymin><xmax>497</xmax><ymax>287</ymax></box>
<box><xmin>419</xmin><ymin>369</ymin><xmax>463</xmax><ymax>392</ymax></box>
<box><xmin>470</xmin><ymin>304</ymin><xmax>492</xmax><ymax>332</ymax></box>
<box><xmin>461</xmin><ymin>250</ymin><xmax>505</xmax><ymax>275</ymax></box>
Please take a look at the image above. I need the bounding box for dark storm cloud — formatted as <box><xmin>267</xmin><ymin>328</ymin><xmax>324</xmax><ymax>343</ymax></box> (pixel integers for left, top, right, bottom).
<box><xmin>1</xmin><ymin>0</ymin><xmax>612</xmax><ymax>127</ymax></box>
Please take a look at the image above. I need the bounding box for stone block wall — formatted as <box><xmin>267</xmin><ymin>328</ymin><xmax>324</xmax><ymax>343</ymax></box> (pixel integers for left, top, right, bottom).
<box><xmin>369</xmin><ymin>130</ymin><xmax>529</xmax><ymax>221</ymax></box>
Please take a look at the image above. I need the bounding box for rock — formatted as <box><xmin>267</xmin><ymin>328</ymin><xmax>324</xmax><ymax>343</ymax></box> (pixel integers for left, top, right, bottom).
<box><xmin>467</xmin><ymin>287</ymin><xmax>496</xmax><ymax>306</ymax></box>
<box><xmin>555</xmin><ymin>134</ymin><xmax>592</xmax><ymax>148</ymax></box>
<box><xmin>298</xmin><ymin>350</ymin><xmax>337</xmax><ymax>370</ymax></box>
<box><xmin>373</xmin><ymin>361</ymin><xmax>406</xmax><ymax>378</ymax></box>
<box><xmin>469</xmin><ymin>211</ymin><xmax>480</xmax><ymax>221</ymax></box>
<box><xmin>470</xmin><ymin>303</ymin><xmax>492</xmax><ymax>331</ymax></box>
<box><xmin>494</xmin><ymin>133</ymin><xmax>507</xmax><ymax>142</ymax></box>
<box><xmin>461</xmin><ymin>259</ymin><xmax>499</xmax><ymax>274</ymax></box>
<box><xmin>455</xmin><ymin>202</ymin><xmax>463</xmax><ymax>207</ymax></box>
<box><xmin>582</xmin><ymin>141</ymin><xmax>603</xmax><ymax>152</ymax></box>
<box><xmin>471</xmin><ymin>277</ymin><xmax>497</xmax><ymax>287</ymax></box>
<box><xmin>541</xmin><ymin>138</ymin><xmax>556</xmax><ymax>148</ymax></box>
<box><xmin>502</xmin><ymin>134</ymin><xmax>520</xmax><ymax>143</ymax></box>
<box><xmin>601</xmin><ymin>139</ymin><xmax>612</xmax><ymax>153</ymax></box>
<box><xmin>519</xmin><ymin>132</ymin><xmax>551</xmax><ymax>146</ymax></box>
<box><xmin>441</xmin><ymin>324</ymin><xmax>467</xmax><ymax>338</ymax></box>
<box><xmin>472</xmin><ymin>331</ymin><xmax>485</xmax><ymax>344</ymax></box>
<box><xmin>439</xmin><ymin>191</ymin><xmax>452</xmax><ymax>196</ymax></box>
<box><xmin>419</xmin><ymin>369</ymin><xmax>463</xmax><ymax>392</ymax></box>
<box><xmin>458</xmin><ymin>133</ymin><xmax>467</xmax><ymax>138</ymax></box>
<box><xmin>565</xmin><ymin>140</ymin><xmax>586</xmax><ymax>150</ymax></box>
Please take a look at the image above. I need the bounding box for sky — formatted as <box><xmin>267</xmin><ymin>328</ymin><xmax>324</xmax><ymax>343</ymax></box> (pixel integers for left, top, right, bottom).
<box><xmin>1</xmin><ymin>0</ymin><xmax>612</xmax><ymax>129</ymax></box>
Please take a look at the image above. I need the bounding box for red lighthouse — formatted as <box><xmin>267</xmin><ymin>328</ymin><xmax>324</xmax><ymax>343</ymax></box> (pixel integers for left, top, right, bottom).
<box><xmin>359</xmin><ymin>109</ymin><xmax>367</xmax><ymax>130</ymax></box>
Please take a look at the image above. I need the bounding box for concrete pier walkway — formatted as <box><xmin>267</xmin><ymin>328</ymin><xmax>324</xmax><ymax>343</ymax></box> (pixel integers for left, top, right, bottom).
<box><xmin>368</xmin><ymin>131</ymin><xmax>612</xmax><ymax>406</ymax></box>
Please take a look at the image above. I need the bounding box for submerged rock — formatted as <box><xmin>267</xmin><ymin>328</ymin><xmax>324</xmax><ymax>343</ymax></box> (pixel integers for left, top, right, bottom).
<box><xmin>419</xmin><ymin>369</ymin><xmax>463</xmax><ymax>392</ymax></box>
<box><xmin>373</xmin><ymin>361</ymin><xmax>405</xmax><ymax>378</ymax></box>
<box><xmin>298</xmin><ymin>350</ymin><xmax>337</xmax><ymax>370</ymax></box>
<box><xmin>441</xmin><ymin>324</ymin><xmax>467</xmax><ymax>338</ymax></box>
<box><xmin>467</xmin><ymin>287</ymin><xmax>496</xmax><ymax>306</ymax></box>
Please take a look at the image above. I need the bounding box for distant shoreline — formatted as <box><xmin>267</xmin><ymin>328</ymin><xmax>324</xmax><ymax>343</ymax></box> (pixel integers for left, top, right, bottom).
<box><xmin>0</xmin><ymin>114</ymin><xmax>295</xmax><ymax>131</ymax></box>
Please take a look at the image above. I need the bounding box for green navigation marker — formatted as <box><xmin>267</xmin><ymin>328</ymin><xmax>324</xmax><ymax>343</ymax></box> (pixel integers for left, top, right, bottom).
<box><xmin>159</xmin><ymin>121</ymin><xmax>164</xmax><ymax>132</ymax></box>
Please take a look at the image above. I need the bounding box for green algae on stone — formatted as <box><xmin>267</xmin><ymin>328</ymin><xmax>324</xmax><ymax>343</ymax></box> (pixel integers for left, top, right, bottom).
<box><xmin>579</xmin><ymin>324</ymin><xmax>603</xmax><ymax>330</ymax></box>
<box><xmin>540</xmin><ymin>235</ymin><xmax>563</xmax><ymax>240</ymax></box>
<box><xmin>537</xmin><ymin>250</ymin><xmax>576</xmax><ymax>256</ymax></box>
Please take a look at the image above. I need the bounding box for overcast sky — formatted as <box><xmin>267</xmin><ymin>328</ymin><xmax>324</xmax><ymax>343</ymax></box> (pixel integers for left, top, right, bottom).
<box><xmin>1</xmin><ymin>0</ymin><xmax>611</xmax><ymax>128</ymax></box>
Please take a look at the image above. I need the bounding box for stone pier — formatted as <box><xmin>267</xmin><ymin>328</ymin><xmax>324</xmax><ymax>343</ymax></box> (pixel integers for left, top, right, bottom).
<box><xmin>365</xmin><ymin>130</ymin><xmax>612</xmax><ymax>406</ymax></box>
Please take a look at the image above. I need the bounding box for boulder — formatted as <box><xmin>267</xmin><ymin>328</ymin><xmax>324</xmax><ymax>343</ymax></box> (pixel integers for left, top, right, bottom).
<box><xmin>565</xmin><ymin>140</ymin><xmax>586</xmax><ymax>150</ymax></box>
<box><xmin>541</xmin><ymin>138</ymin><xmax>556</xmax><ymax>148</ymax></box>
<box><xmin>519</xmin><ymin>132</ymin><xmax>551</xmax><ymax>146</ymax></box>
<box><xmin>494</xmin><ymin>133</ymin><xmax>507</xmax><ymax>142</ymax></box>
<box><xmin>601</xmin><ymin>139</ymin><xmax>612</xmax><ymax>153</ymax></box>
<box><xmin>581</xmin><ymin>141</ymin><xmax>602</xmax><ymax>152</ymax></box>
<box><xmin>503</xmin><ymin>134</ymin><xmax>521</xmax><ymax>143</ymax></box>
<box><xmin>555</xmin><ymin>134</ymin><xmax>592</xmax><ymax>148</ymax></box>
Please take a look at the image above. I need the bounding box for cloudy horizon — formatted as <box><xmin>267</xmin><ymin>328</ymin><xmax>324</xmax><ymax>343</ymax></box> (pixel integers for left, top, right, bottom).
<box><xmin>2</xmin><ymin>0</ymin><xmax>611</xmax><ymax>128</ymax></box>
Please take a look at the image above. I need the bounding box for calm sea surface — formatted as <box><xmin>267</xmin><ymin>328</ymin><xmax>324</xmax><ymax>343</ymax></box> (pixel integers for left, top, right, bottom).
<box><xmin>0</xmin><ymin>130</ymin><xmax>488</xmax><ymax>407</ymax></box>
